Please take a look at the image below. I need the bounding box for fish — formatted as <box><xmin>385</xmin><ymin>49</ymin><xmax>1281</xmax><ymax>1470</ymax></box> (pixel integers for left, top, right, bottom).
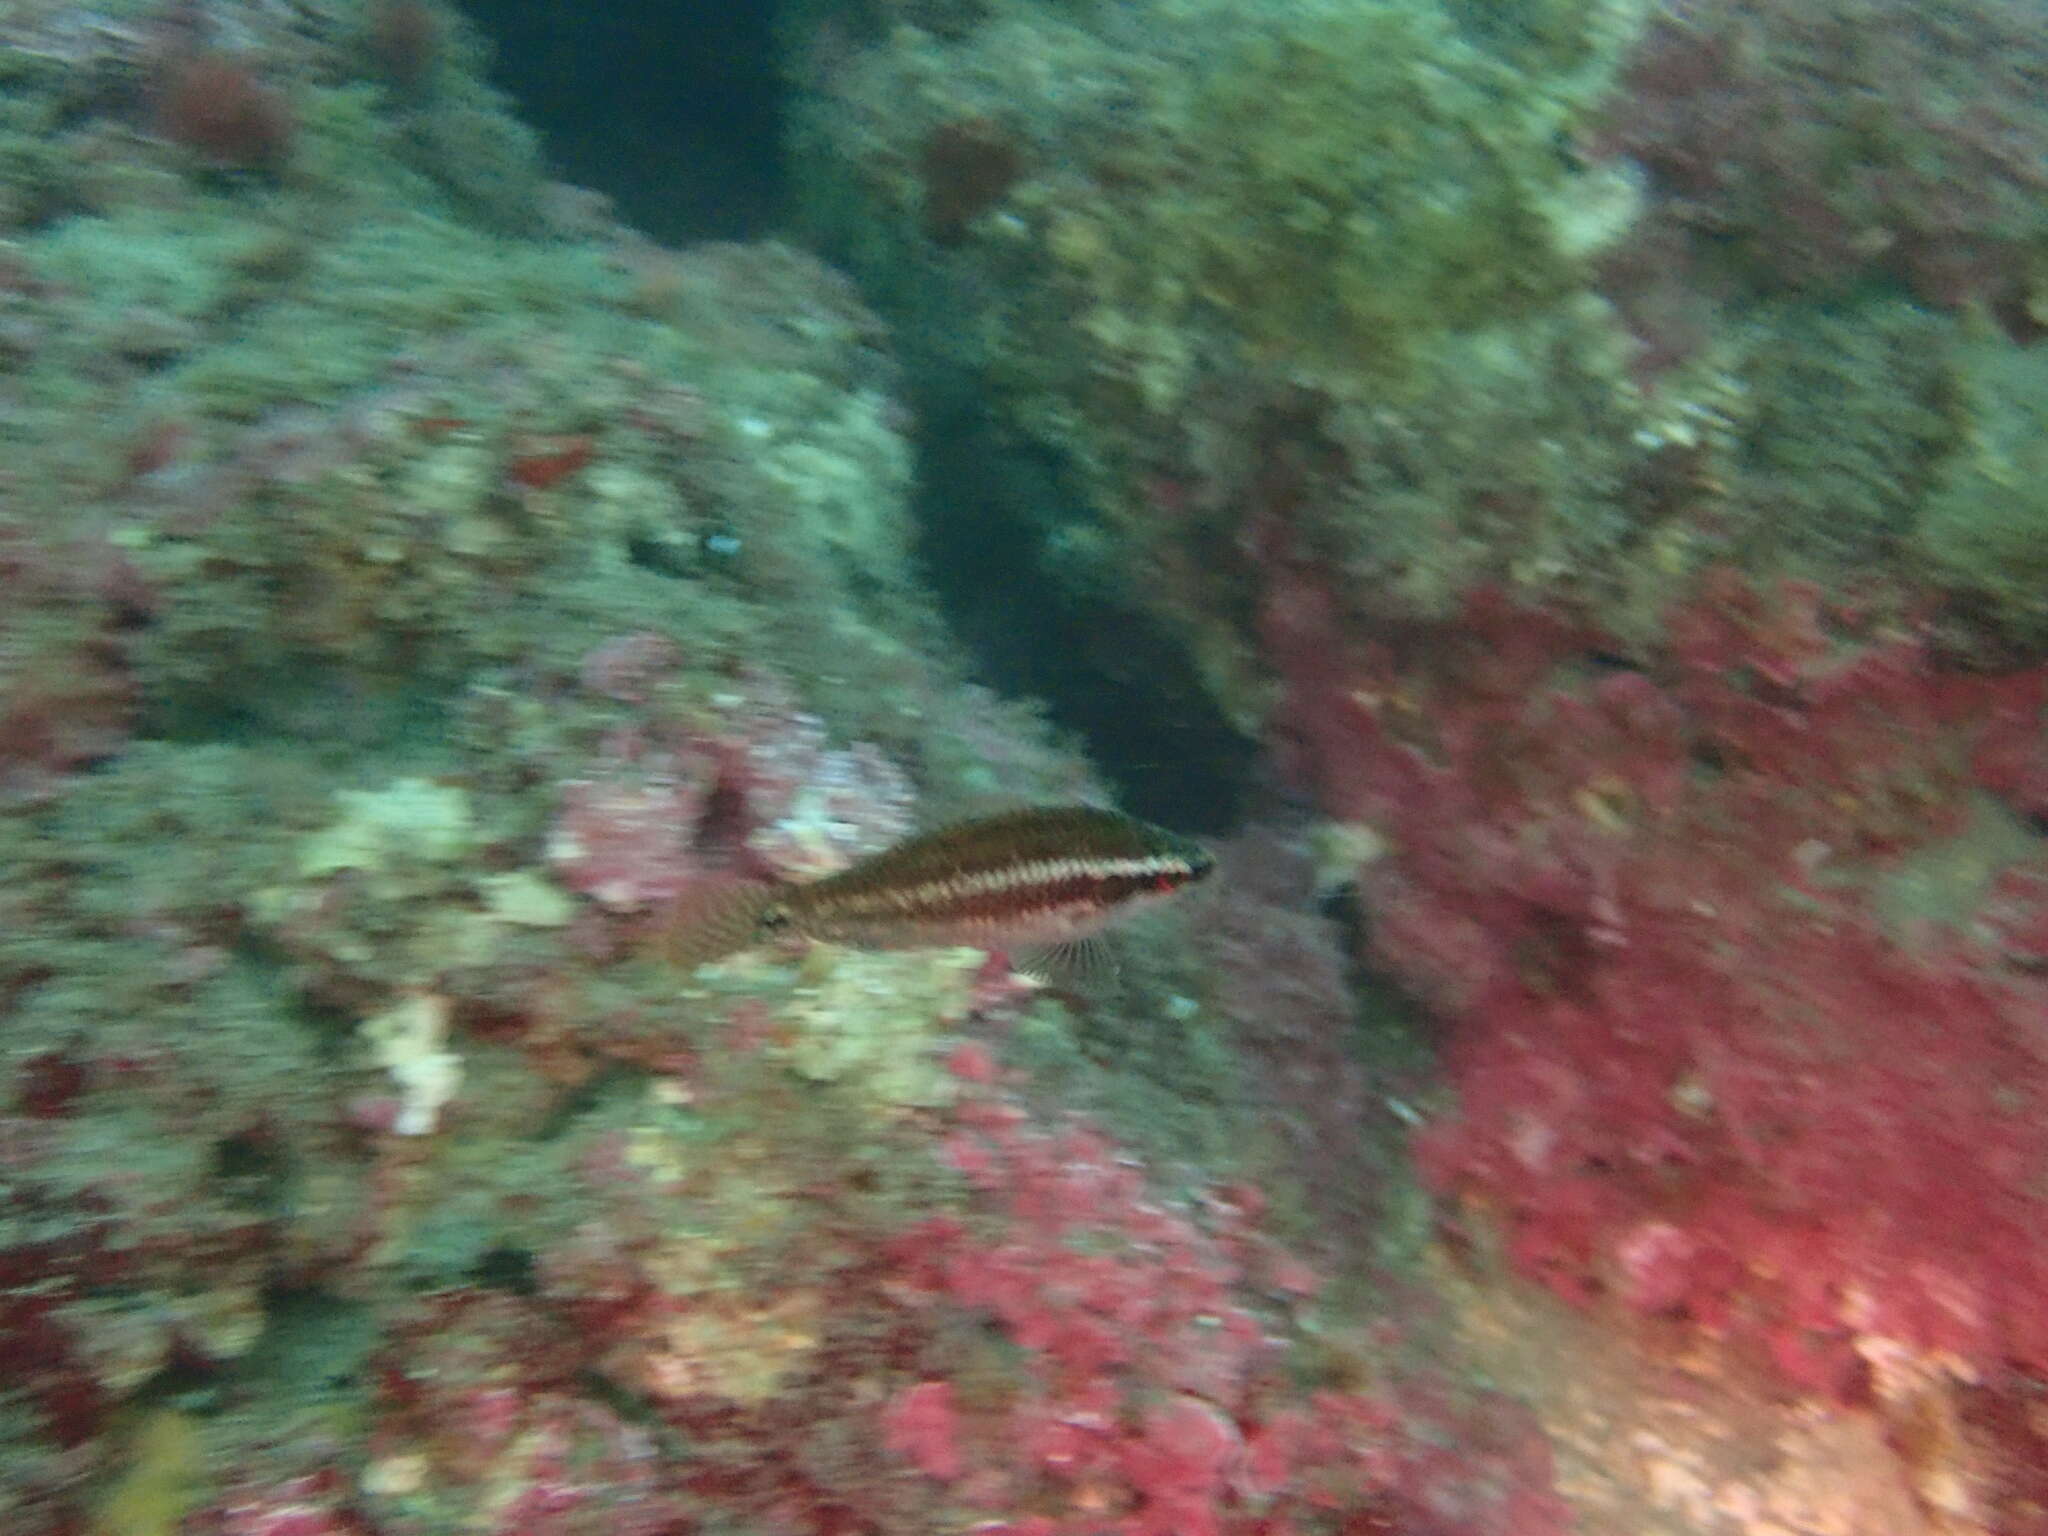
<box><xmin>656</xmin><ymin>805</ymin><xmax>1214</xmax><ymax>974</ymax></box>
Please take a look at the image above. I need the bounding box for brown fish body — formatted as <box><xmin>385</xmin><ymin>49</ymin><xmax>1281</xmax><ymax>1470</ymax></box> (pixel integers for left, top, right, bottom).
<box><xmin>779</xmin><ymin>805</ymin><xmax>1212</xmax><ymax>951</ymax></box>
<box><xmin>658</xmin><ymin>806</ymin><xmax>1213</xmax><ymax>969</ymax></box>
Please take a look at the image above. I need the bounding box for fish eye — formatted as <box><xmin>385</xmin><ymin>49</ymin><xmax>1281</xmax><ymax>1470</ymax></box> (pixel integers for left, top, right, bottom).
<box><xmin>758</xmin><ymin>904</ymin><xmax>792</xmax><ymax>933</ymax></box>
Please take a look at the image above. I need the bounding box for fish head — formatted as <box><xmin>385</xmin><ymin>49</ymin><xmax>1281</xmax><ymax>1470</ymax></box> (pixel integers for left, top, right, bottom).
<box><xmin>1167</xmin><ymin>835</ymin><xmax>1216</xmax><ymax>890</ymax></box>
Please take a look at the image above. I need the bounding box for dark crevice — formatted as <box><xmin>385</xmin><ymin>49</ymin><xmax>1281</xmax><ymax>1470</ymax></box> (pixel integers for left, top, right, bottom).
<box><xmin>456</xmin><ymin>0</ymin><xmax>788</xmax><ymax>243</ymax></box>
<box><xmin>457</xmin><ymin>1</ymin><xmax>1255</xmax><ymax>830</ymax></box>
<box><xmin>472</xmin><ymin>1245</ymin><xmax>539</xmax><ymax>1295</ymax></box>
<box><xmin>913</xmin><ymin>405</ymin><xmax>1260</xmax><ymax>833</ymax></box>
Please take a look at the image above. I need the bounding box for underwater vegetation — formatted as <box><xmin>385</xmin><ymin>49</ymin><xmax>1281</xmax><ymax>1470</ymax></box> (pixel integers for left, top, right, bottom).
<box><xmin>2</xmin><ymin>0</ymin><xmax>2046</xmax><ymax>1533</ymax></box>
<box><xmin>793</xmin><ymin>0</ymin><xmax>2048</xmax><ymax>1527</ymax></box>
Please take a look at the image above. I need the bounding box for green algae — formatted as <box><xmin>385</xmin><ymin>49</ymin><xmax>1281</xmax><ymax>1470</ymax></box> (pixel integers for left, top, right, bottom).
<box><xmin>1173</xmin><ymin>2</ymin><xmax>1639</xmax><ymax>380</ymax></box>
<box><xmin>780</xmin><ymin>947</ymin><xmax>982</xmax><ymax>1110</ymax></box>
<box><xmin>1312</xmin><ymin>298</ymin><xmax>1645</xmax><ymax>619</ymax></box>
<box><xmin>789</xmin><ymin>0</ymin><xmax>1678</xmax><ymax>666</ymax></box>
<box><xmin>983</xmin><ymin>0</ymin><xmax>1649</xmax><ymax>412</ymax></box>
<box><xmin>1913</xmin><ymin>333</ymin><xmax>2048</xmax><ymax>647</ymax></box>
<box><xmin>93</xmin><ymin>1408</ymin><xmax>204</xmax><ymax>1536</ymax></box>
<box><xmin>1722</xmin><ymin>297</ymin><xmax>1960</xmax><ymax>571</ymax></box>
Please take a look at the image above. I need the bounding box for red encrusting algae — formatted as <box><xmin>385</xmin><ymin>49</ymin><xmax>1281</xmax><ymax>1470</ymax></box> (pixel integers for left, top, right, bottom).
<box><xmin>1255</xmin><ymin>550</ymin><xmax>2048</xmax><ymax>1430</ymax></box>
<box><xmin>866</xmin><ymin>1060</ymin><xmax>1571</xmax><ymax>1536</ymax></box>
<box><xmin>151</xmin><ymin>50</ymin><xmax>296</xmax><ymax>170</ymax></box>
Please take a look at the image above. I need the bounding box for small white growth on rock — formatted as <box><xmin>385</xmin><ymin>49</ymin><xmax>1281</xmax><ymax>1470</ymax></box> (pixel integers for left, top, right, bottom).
<box><xmin>479</xmin><ymin>870</ymin><xmax>577</xmax><ymax>927</ymax></box>
<box><xmin>1307</xmin><ymin>818</ymin><xmax>1388</xmax><ymax>896</ymax></box>
<box><xmin>360</xmin><ymin>991</ymin><xmax>462</xmax><ymax>1135</ymax></box>
<box><xmin>298</xmin><ymin>777</ymin><xmax>476</xmax><ymax>878</ymax></box>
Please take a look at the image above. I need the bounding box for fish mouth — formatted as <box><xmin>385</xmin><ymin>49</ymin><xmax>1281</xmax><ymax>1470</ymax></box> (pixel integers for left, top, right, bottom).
<box><xmin>1167</xmin><ymin>837</ymin><xmax>1217</xmax><ymax>885</ymax></box>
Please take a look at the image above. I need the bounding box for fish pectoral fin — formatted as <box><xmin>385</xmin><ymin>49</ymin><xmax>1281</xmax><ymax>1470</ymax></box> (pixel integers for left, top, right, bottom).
<box><xmin>1012</xmin><ymin>935</ymin><xmax>1119</xmax><ymax>984</ymax></box>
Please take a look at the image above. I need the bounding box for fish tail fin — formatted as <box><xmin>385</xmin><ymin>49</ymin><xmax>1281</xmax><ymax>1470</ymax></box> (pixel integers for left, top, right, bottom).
<box><xmin>646</xmin><ymin>878</ymin><xmax>789</xmax><ymax>971</ymax></box>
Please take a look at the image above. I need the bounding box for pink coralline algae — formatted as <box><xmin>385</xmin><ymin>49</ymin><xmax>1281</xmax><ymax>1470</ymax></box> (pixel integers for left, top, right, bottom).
<box><xmin>414</xmin><ymin>1027</ymin><xmax>1568</xmax><ymax>1536</ymax></box>
<box><xmin>185</xmin><ymin>1471</ymin><xmax>369</xmax><ymax>1536</ymax></box>
<box><xmin>549</xmin><ymin>746</ymin><xmax>718</xmax><ymax>913</ymax></box>
<box><xmin>548</xmin><ymin>643</ymin><xmax>914</xmax><ymax>917</ymax></box>
<box><xmin>1260</xmin><ymin>561</ymin><xmax>2048</xmax><ymax>1408</ymax></box>
<box><xmin>361</xmin><ymin>1292</ymin><xmax>673</xmax><ymax>1536</ymax></box>
<box><xmin>1594</xmin><ymin>0</ymin><xmax>2048</xmax><ymax>337</ymax></box>
<box><xmin>576</xmin><ymin>631</ymin><xmax>687</xmax><ymax>704</ymax></box>
<box><xmin>876</xmin><ymin>1077</ymin><xmax>1570</xmax><ymax>1536</ymax></box>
